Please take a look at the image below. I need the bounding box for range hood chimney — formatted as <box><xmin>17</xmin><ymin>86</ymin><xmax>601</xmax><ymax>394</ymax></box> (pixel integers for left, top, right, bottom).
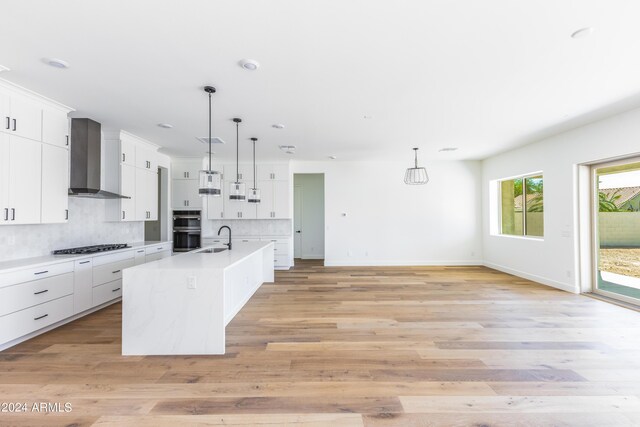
<box><xmin>68</xmin><ymin>118</ymin><xmax>129</xmax><ymax>199</ymax></box>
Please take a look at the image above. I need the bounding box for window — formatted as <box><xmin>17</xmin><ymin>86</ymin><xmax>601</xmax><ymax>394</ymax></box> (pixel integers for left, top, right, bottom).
<box><xmin>499</xmin><ymin>174</ymin><xmax>543</xmax><ymax>237</ymax></box>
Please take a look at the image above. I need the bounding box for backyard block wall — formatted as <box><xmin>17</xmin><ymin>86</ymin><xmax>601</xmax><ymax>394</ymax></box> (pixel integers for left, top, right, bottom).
<box><xmin>513</xmin><ymin>212</ymin><xmax>544</xmax><ymax>237</ymax></box>
<box><xmin>599</xmin><ymin>212</ymin><xmax>640</xmax><ymax>247</ymax></box>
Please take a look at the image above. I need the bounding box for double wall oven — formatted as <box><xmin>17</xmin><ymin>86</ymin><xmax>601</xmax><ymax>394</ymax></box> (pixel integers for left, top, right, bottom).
<box><xmin>173</xmin><ymin>210</ymin><xmax>201</xmax><ymax>252</ymax></box>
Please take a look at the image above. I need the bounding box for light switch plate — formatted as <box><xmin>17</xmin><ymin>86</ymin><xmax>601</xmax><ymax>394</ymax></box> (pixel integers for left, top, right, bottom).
<box><xmin>187</xmin><ymin>276</ymin><xmax>197</xmax><ymax>289</ymax></box>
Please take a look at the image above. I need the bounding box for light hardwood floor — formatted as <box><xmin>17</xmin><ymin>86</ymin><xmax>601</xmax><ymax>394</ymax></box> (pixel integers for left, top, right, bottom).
<box><xmin>2</xmin><ymin>260</ymin><xmax>640</xmax><ymax>426</ymax></box>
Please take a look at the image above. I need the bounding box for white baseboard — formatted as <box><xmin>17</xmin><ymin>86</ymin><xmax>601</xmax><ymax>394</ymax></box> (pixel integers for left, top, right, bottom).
<box><xmin>324</xmin><ymin>259</ymin><xmax>481</xmax><ymax>267</ymax></box>
<box><xmin>301</xmin><ymin>254</ymin><xmax>324</xmax><ymax>259</ymax></box>
<box><xmin>483</xmin><ymin>261</ymin><xmax>578</xmax><ymax>294</ymax></box>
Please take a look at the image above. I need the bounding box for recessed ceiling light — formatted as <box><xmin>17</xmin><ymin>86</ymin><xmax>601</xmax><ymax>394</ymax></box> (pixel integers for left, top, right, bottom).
<box><xmin>239</xmin><ymin>59</ymin><xmax>260</xmax><ymax>71</ymax></box>
<box><xmin>571</xmin><ymin>27</ymin><xmax>594</xmax><ymax>39</ymax></box>
<box><xmin>43</xmin><ymin>58</ymin><xmax>70</xmax><ymax>69</ymax></box>
<box><xmin>329</xmin><ymin>155</ymin><xmax>337</xmax><ymax>160</ymax></box>
<box><xmin>363</xmin><ymin>115</ymin><xmax>373</xmax><ymax>119</ymax></box>
<box><xmin>0</xmin><ymin>65</ymin><xmax>10</xmax><ymax>73</ymax></box>
<box><xmin>279</xmin><ymin>145</ymin><xmax>296</xmax><ymax>154</ymax></box>
<box><xmin>272</xmin><ymin>124</ymin><xmax>285</xmax><ymax>129</ymax></box>
<box><xmin>157</xmin><ymin>123</ymin><xmax>173</xmax><ymax>129</ymax></box>
<box><xmin>438</xmin><ymin>147</ymin><xmax>458</xmax><ymax>152</ymax></box>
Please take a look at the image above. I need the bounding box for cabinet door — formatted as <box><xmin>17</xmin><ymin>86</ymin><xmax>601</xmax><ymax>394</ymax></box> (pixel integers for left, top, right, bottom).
<box><xmin>42</xmin><ymin>108</ymin><xmax>69</xmax><ymax>148</ymax></box>
<box><xmin>0</xmin><ymin>133</ymin><xmax>9</xmax><ymax>224</ymax></box>
<box><xmin>41</xmin><ymin>144</ymin><xmax>69</xmax><ymax>223</ymax></box>
<box><xmin>172</xmin><ymin>162</ymin><xmax>201</xmax><ymax>180</ymax></box>
<box><xmin>224</xmin><ymin>164</ymin><xmax>253</xmax><ymax>182</ymax></box>
<box><xmin>256</xmin><ymin>180</ymin><xmax>274</xmax><ymax>219</ymax></box>
<box><xmin>73</xmin><ymin>259</ymin><xmax>93</xmax><ymax>314</ymax></box>
<box><xmin>121</xmin><ymin>164</ymin><xmax>136</xmax><ymax>221</ymax></box>
<box><xmin>10</xmin><ymin>96</ymin><xmax>42</xmax><ymax>142</ymax></box>
<box><xmin>257</xmin><ymin>164</ymin><xmax>289</xmax><ymax>181</ymax></box>
<box><xmin>0</xmin><ymin>91</ymin><xmax>11</xmax><ymax>136</ymax></box>
<box><xmin>8</xmin><ymin>136</ymin><xmax>42</xmax><ymax>224</ymax></box>
<box><xmin>135</xmin><ymin>168</ymin><xmax>147</xmax><ymax>221</ymax></box>
<box><xmin>120</xmin><ymin>136</ymin><xmax>136</xmax><ymax>166</ymax></box>
<box><xmin>240</xmin><ymin>199</ymin><xmax>257</xmax><ymax>219</ymax></box>
<box><xmin>272</xmin><ymin>180</ymin><xmax>290</xmax><ymax>219</ymax></box>
<box><xmin>147</xmin><ymin>170</ymin><xmax>158</xmax><ymax>220</ymax></box>
<box><xmin>172</xmin><ymin>179</ymin><xmax>201</xmax><ymax>209</ymax></box>
<box><xmin>136</xmin><ymin>145</ymin><xmax>158</xmax><ymax>171</ymax></box>
<box><xmin>207</xmin><ymin>194</ymin><xmax>224</xmax><ymax>219</ymax></box>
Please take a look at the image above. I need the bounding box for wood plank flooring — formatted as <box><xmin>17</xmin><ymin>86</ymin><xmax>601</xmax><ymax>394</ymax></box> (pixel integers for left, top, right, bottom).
<box><xmin>2</xmin><ymin>260</ymin><xmax>640</xmax><ymax>426</ymax></box>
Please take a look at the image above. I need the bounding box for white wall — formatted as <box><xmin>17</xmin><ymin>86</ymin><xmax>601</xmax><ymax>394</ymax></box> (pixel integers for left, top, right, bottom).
<box><xmin>482</xmin><ymin>106</ymin><xmax>640</xmax><ymax>293</ymax></box>
<box><xmin>294</xmin><ymin>173</ymin><xmax>325</xmax><ymax>259</ymax></box>
<box><xmin>0</xmin><ymin>198</ymin><xmax>144</xmax><ymax>261</ymax></box>
<box><xmin>291</xmin><ymin>160</ymin><xmax>483</xmax><ymax>266</ymax></box>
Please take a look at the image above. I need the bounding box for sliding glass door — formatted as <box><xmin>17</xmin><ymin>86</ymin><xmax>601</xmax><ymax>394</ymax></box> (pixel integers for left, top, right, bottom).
<box><xmin>592</xmin><ymin>157</ymin><xmax>640</xmax><ymax>304</ymax></box>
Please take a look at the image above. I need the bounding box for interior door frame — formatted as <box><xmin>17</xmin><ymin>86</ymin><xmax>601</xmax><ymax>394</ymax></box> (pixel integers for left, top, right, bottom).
<box><xmin>293</xmin><ymin>184</ymin><xmax>302</xmax><ymax>258</ymax></box>
<box><xmin>590</xmin><ymin>155</ymin><xmax>640</xmax><ymax>305</ymax></box>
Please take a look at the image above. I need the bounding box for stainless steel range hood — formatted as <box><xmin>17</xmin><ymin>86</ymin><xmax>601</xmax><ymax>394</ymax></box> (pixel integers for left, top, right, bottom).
<box><xmin>68</xmin><ymin>118</ymin><xmax>130</xmax><ymax>199</ymax></box>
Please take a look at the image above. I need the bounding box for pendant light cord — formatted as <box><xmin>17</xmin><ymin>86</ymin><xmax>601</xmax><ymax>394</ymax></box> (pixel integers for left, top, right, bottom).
<box><xmin>253</xmin><ymin>139</ymin><xmax>257</xmax><ymax>189</ymax></box>
<box><xmin>236</xmin><ymin>121</ymin><xmax>239</xmax><ymax>182</ymax></box>
<box><xmin>208</xmin><ymin>91</ymin><xmax>212</xmax><ymax>171</ymax></box>
<box><xmin>414</xmin><ymin>148</ymin><xmax>418</xmax><ymax>168</ymax></box>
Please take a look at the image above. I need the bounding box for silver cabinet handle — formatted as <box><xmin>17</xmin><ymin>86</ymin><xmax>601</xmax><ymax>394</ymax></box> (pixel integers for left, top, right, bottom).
<box><xmin>11</xmin><ymin>208</ymin><xmax>15</xmax><ymax>221</ymax></box>
<box><xmin>122</xmin><ymin>153</ymin><xmax>126</xmax><ymax>162</ymax></box>
<box><xmin>34</xmin><ymin>289</ymin><xmax>49</xmax><ymax>295</ymax></box>
<box><xmin>112</xmin><ymin>287</ymin><xmax>121</xmax><ymax>292</ymax></box>
<box><xmin>4</xmin><ymin>117</ymin><xmax>9</xmax><ymax>130</ymax></box>
<box><xmin>79</xmin><ymin>260</ymin><xmax>90</xmax><ymax>264</ymax></box>
<box><xmin>66</xmin><ymin>135</ymin><xmax>69</xmax><ymax>146</ymax></box>
<box><xmin>137</xmin><ymin>250</ymin><xmax>144</xmax><ymax>253</ymax></box>
<box><xmin>65</xmin><ymin>209</ymin><xmax>69</xmax><ymax>220</ymax></box>
<box><xmin>3</xmin><ymin>208</ymin><xmax>7</xmax><ymax>221</ymax></box>
<box><xmin>220</xmin><ymin>212</ymin><xmax>223</xmax><ymax>218</ymax></box>
<box><xmin>12</xmin><ymin>118</ymin><xmax>16</xmax><ymax>132</ymax></box>
<box><xmin>157</xmin><ymin>247</ymin><xmax>163</xmax><ymax>250</ymax></box>
<box><xmin>34</xmin><ymin>270</ymin><xmax>48</xmax><ymax>275</ymax></box>
<box><xmin>34</xmin><ymin>314</ymin><xmax>48</xmax><ymax>320</ymax></box>
<box><xmin>112</xmin><ymin>270</ymin><xmax>121</xmax><ymax>274</ymax></box>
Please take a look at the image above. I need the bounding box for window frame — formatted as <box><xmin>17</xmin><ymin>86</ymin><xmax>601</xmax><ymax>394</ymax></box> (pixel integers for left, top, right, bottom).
<box><xmin>496</xmin><ymin>172</ymin><xmax>544</xmax><ymax>240</ymax></box>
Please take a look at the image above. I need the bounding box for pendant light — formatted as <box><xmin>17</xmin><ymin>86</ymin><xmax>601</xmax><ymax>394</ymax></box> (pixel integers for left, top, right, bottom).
<box><xmin>247</xmin><ymin>137</ymin><xmax>261</xmax><ymax>203</ymax></box>
<box><xmin>229</xmin><ymin>118</ymin><xmax>246</xmax><ymax>201</ymax></box>
<box><xmin>199</xmin><ymin>86</ymin><xmax>222</xmax><ymax>196</ymax></box>
<box><xmin>404</xmin><ymin>147</ymin><xmax>429</xmax><ymax>185</ymax></box>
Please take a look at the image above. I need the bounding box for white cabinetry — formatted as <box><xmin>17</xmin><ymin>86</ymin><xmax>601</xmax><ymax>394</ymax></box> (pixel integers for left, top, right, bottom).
<box><xmin>41</xmin><ymin>144</ymin><xmax>69</xmax><ymax>223</ymax></box>
<box><xmin>257</xmin><ymin>164</ymin><xmax>289</xmax><ymax>181</ymax></box>
<box><xmin>73</xmin><ymin>259</ymin><xmax>93</xmax><ymax>314</ymax></box>
<box><xmin>1</xmin><ymin>94</ymin><xmax>42</xmax><ymax>142</ymax></box>
<box><xmin>223</xmin><ymin>164</ymin><xmax>253</xmax><ymax>182</ymax></box>
<box><xmin>105</xmin><ymin>131</ymin><xmax>159</xmax><ymax>222</ymax></box>
<box><xmin>257</xmin><ymin>180</ymin><xmax>289</xmax><ymax>219</ymax></box>
<box><xmin>224</xmin><ymin>197</ymin><xmax>256</xmax><ymax>219</ymax></box>
<box><xmin>171</xmin><ymin>159</ymin><xmax>203</xmax><ymax>209</ymax></box>
<box><xmin>0</xmin><ymin>134</ymin><xmax>42</xmax><ymax>225</ymax></box>
<box><xmin>207</xmin><ymin>195</ymin><xmax>224</xmax><ymax>219</ymax></box>
<box><xmin>41</xmin><ymin>107</ymin><xmax>69</xmax><ymax>148</ymax></box>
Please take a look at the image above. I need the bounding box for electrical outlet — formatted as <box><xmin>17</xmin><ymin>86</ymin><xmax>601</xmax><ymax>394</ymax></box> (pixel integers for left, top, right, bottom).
<box><xmin>187</xmin><ymin>276</ymin><xmax>197</xmax><ymax>289</ymax></box>
<box><xmin>566</xmin><ymin>270</ymin><xmax>571</xmax><ymax>278</ymax></box>
<box><xmin>347</xmin><ymin>250</ymin><xmax>353</xmax><ymax>257</ymax></box>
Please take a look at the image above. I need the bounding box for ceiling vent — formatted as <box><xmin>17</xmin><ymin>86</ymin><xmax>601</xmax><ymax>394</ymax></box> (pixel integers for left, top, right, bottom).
<box><xmin>279</xmin><ymin>145</ymin><xmax>296</xmax><ymax>154</ymax></box>
<box><xmin>196</xmin><ymin>136</ymin><xmax>225</xmax><ymax>144</ymax></box>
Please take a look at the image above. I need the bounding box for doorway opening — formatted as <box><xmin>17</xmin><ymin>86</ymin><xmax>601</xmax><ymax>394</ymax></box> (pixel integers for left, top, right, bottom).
<box><xmin>293</xmin><ymin>173</ymin><xmax>325</xmax><ymax>265</ymax></box>
<box><xmin>145</xmin><ymin>166</ymin><xmax>169</xmax><ymax>241</ymax></box>
<box><xmin>591</xmin><ymin>157</ymin><xmax>640</xmax><ymax>305</ymax></box>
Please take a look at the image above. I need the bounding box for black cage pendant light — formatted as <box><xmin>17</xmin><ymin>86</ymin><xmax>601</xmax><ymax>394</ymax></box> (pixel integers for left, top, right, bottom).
<box><xmin>404</xmin><ymin>147</ymin><xmax>429</xmax><ymax>185</ymax></box>
<box><xmin>229</xmin><ymin>118</ymin><xmax>246</xmax><ymax>201</ymax></box>
<box><xmin>199</xmin><ymin>86</ymin><xmax>222</xmax><ymax>196</ymax></box>
<box><xmin>247</xmin><ymin>137</ymin><xmax>261</xmax><ymax>203</ymax></box>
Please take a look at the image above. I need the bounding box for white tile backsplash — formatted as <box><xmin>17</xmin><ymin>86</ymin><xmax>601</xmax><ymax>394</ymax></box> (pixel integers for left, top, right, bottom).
<box><xmin>202</xmin><ymin>219</ymin><xmax>292</xmax><ymax>238</ymax></box>
<box><xmin>0</xmin><ymin>198</ymin><xmax>144</xmax><ymax>261</ymax></box>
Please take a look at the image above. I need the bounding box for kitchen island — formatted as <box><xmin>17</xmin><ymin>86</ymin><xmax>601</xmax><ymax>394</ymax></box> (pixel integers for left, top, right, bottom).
<box><xmin>122</xmin><ymin>241</ymin><xmax>274</xmax><ymax>355</ymax></box>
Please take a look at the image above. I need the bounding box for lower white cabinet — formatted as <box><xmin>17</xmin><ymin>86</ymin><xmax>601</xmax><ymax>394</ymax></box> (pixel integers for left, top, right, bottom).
<box><xmin>0</xmin><ymin>295</ymin><xmax>74</xmax><ymax>345</ymax></box>
<box><xmin>0</xmin><ymin>272</ymin><xmax>74</xmax><ymax>317</ymax></box>
<box><xmin>73</xmin><ymin>259</ymin><xmax>93</xmax><ymax>314</ymax></box>
<box><xmin>134</xmin><ymin>248</ymin><xmax>146</xmax><ymax>265</ymax></box>
<box><xmin>93</xmin><ymin>281</ymin><xmax>123</xmax><ymax>307</ymax></box>
<box><xmin>145</xmin><ymin>243</ymin><xmax>171</xmax><ymax>262</ymax></box>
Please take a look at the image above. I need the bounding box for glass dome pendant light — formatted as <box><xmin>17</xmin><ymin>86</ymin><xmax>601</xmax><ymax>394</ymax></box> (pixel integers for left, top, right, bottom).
<box><xmin>404</xmin><ymin>147</ymin><xmax>429</xmax><ymax>185</ymax></box>
<box><xmin>199</xmin><ymin>85</ymin><xmax>222</xmax><ymax>196</ymax></box>
<box><xmin>229</xmin><ymin>118</ymin><xmax>246</xmax><ymax>201</ymax></box>
<box><xmin>247</xmin><ymin>137</ymin><xmax>261</xmax><ymax>203</ymax></box>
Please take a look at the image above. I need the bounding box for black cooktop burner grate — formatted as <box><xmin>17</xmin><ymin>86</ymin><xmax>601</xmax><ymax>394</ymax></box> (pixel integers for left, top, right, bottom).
<box><xmin>53</xmin><ymin>244</ymin><xmax>130</xmax><ymax>255</ymax></box>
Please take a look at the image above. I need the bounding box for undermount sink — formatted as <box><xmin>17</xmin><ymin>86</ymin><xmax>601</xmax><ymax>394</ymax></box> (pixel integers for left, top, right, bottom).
<box><xmin>196</xmin><ymin>247</ymin><xmax>228</xmax><ymax>253</ymax></box>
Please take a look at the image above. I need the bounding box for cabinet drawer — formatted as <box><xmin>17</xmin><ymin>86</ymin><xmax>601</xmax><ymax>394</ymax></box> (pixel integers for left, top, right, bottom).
<box><xmin>145</xmin><ymin>243</ymin><xmax>170</xmax><ymax>255</ymax></box>
<box><xmin>0</xmin><ymin>295</ymin><xmax>74</xmax><ymax>345</ymax></box>
<box><xmin>134</xmin><ymin>248</ymin><xmax>146</xmax><ymax>266</ymax></box>
<box><xmin>0</xmin><ymin>272</ymin><xmax>73</xmax><ymax>316</ymax></box>
<box><xmin>93</xmin><ymin>259</ymin><xmax>134</xmax><ymax>287</ymax></box>
<box><xmin>274</xmin><ymin>254</ymin><xmax>289</xmax><ymax>267</ymax></box>
<box><xmin>93</xmin><ymin>280</ymin><xmax>122</xmax><ymax>306</ymax></box>
<box><xmin>92</xmin><ymin>250</ymin><xmax>134</xmax><ymax>266</ymax></box>
<box><xmin>0</xmin><ymin>261</ymin><xmax>74</xmax><ymax>289</ymax></box>
<box><xmin>273</xmin><ymin>243</ymin><xmax>289</xmax><ymax>254</ymax></box>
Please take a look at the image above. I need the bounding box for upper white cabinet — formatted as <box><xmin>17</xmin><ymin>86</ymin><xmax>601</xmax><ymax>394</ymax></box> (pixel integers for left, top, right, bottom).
<box><xmin>223</xmin><ymin>164</ymin><xmax>253</xmax><ymax>183</ymax></box>
<box><xmin>42</xmin><ymin>107</ymin><xmax>69</xmax><ymax>149</ymax></box>
<box><xmin>257</xmin><ymin>164</ymin><xmax>288</xmax><ymax>181</ymax></box>
<box><xmin>172</xmin><ymin>160</ymin><xmax>202</xmax><ymax>180</ymax></box>
<box><xmin>257</xmin><ymin>180</ymin><xmax>290</xmax><ymax>219</ymax></box>
<box><xmin>0</xmin><ymin>134</ymin><xmax>42</xmax><ymax>225</ymax></box>
<box><xmin>41</xmin><ymin>144</ymin><xmax>69</xmax><ymax>223</ymax></box>
<box><xmin>0</xmin><ymin>80</ymin><xmax>73</xmax><ymax>226</ymax></box>
<box><xmin>2</xmin><ymin>95</ymin><xmax>42</xmax><ymax>142</ymax></box>
<box><xmin>172</xmin><ymin>179</ymin><xmax>202</xmax><ymax>209</ymax></box>
<box><xmin>104</xmin><ymin>131</ymin><xmax>159</xmax><ymax>222</ymax></box>
<box><xmin>206</xmin><ymin>195</ymin><xmax>224</xmax><ymax>219</ymax></box>
<box><xmin>224</xmin><ymin>196</ymin><xmax>256</xmax><ymax>219</ymax></box>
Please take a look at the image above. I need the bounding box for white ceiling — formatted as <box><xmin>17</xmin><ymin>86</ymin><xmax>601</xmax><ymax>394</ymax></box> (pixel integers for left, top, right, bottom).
<box><xmin>2</xmin><ymin>0</ymin><xmax>640</xmax><ymax>162</ymax></box>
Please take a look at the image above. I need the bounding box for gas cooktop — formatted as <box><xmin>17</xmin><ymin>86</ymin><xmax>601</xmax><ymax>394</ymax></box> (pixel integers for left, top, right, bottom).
<box><xmin>53</xmin><ymin>244</ymin><xmax>130</xmax><ymax>255</ymax></box>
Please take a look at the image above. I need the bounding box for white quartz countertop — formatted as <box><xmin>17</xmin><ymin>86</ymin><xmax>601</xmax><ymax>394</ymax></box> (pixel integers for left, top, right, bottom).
<box><xmin>127</xmin><ymin>241</ymin><xmax>272</xmax><ymax>272</ymax></box>
<box><xmin>0</xmin><ymin>241</ymin><xmax>172</xmax><ymax>274</ymax></box>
